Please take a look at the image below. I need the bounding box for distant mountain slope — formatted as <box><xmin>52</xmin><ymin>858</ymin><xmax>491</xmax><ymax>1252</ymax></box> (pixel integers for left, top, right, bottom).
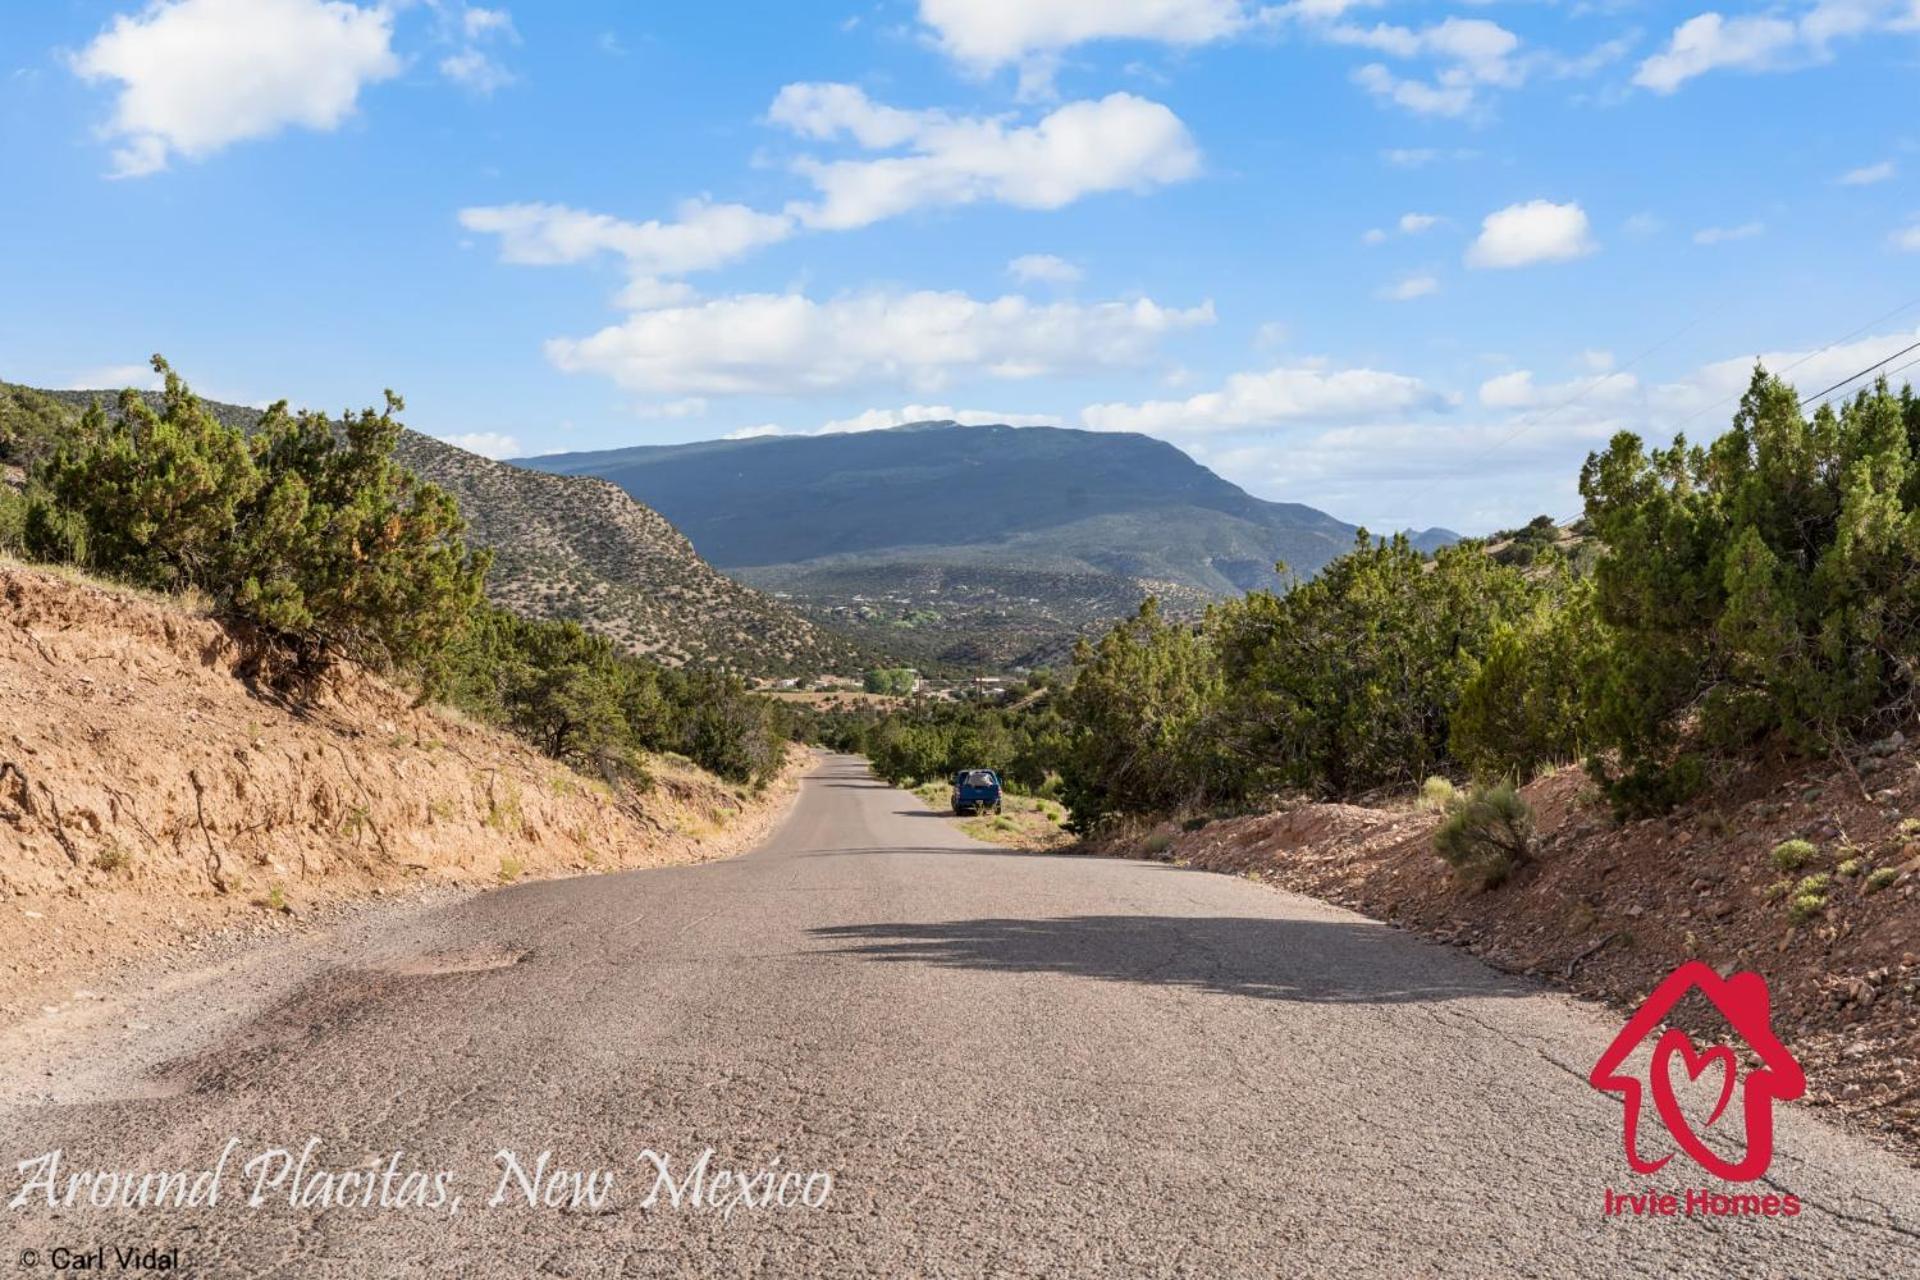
<box><xmin>526</xmin><ymin>423</ymin><xmax>1392</xmax><ymax>595</ymax></box>
<box><xmin>17</xmin><ymin>384</ymin><xmax>862</xmax><ymax>675</ymax></box>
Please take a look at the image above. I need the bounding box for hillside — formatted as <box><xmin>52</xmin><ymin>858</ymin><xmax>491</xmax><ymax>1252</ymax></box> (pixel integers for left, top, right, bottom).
<box><xmin>0</xmin><ymin>559</ymin><xmax>803</xmax><ymax>1017</ymax></box>
<box><xmin>10</xmin><ymin>383</ymin><xmax>864</xmax><ymax>676</ymax></box>
<box><xmin>523</xmin><ymin>422</ymin><xmax>1456</xmax><ymax>667</ymax></box>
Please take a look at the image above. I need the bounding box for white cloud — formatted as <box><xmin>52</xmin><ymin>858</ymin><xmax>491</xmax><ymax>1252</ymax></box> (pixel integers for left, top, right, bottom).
<box><xmin>1381</xmin><ymin>146</ymin><xmax>1477</xmax><ymax>168</ymax></box>
<box><xmin>438</xmin><ymin>4</ymin><xmax>518</xmax><ymax>94</ymax></box>
<box><xmin>1331</xmin><ymin>16</ymin><xmax>1529</xmax><ymax>117</ymax></box>
<box><xmin>464</xmin><ymin>87</ymin><xmax>1194</xmax><ymax>306</ymax></box>
<box><xmin>70</xmin><ymin>0</ymin><xmax>400</xmax><ymax>177</ymax></box>
<box><xmin>772</xmin><ymin>86</ymin><xmax>1201</xmax><ymax>231</ymax></box>
<box><xmin>723</xmin><ymin>424</ymin><xmax>786</xmax><ymax>440</ymax></box>
<box><xmin>1329</xmin><ymin>16</ymin><xmax>1521</xmax><ymax>75</ymax></box>
<box><xmin>1007</xmin><ymin>253</ymin><xmax>1084</xmax><ymax>285</ymax></box>
<box><xmin>458</xmin><ymin>199</ymin><xmax>796</xmax><ymax>278</ymax></box>
<box><xmin>1465</xmin><ymin>200</ymin><xmax>1597</xmax><ymax>269</ymax></box>
<box><xmin>1351</xmin><ymin>63</ymin><xmax>1476</xmax><ymax>117</ymax></box>
<box><xmin>440</xmin><ymin>49</ymin><xmax>515</xmax><ymax>95</ymax></box>
<box><xmin>1081</xmin><ymin>362</ymin><xmax>1441</xmax><ymax>435</ymax></box>
<box><xmin>1634</xmin><ymin>3</ymin><xmax>1904</xmax><ymax>95</ymax></box>
<box><xmin>1693</xmin><ymin>221</ymin><xmax>1764</xmax><ymax>245</ymax></box>
<box><xmin>818</xmin><ymin>405</ymin><xmax>1065</xmax><ymax>433</ymax></box>
<box><xmin>1364</xmin><ymin>212</ymin><xmax>1442</xmax><ymax>243</ymax></box>
<box><xmin>1839</xmin><ymin>159</ymin><xmax>1896</xmax><ymax>185</ymax></box>
<box><xmin>461</xmin><ymin>6</ymin><xmax>515</xmax><ymax>41</ymax></box>
<box><xmin>62</xmin><ymin>363</ymin><xmax>163</xmax><ymax>391</ymax></box>
<box><xmin>1893</xmin><ymin>224</ymin><xmax>1920</xmax><ymax>252</ymax></box>
<box><xmin>766</xmin><ymin>82</ymin><xmax>930</xmax><ymax>148</ymax></box>
<box><xmin>543</xmin><ymin>289</ymin><xmax>1215</xmax><ymax>396</ymax></box>
<box><xmin>1378</xmin><ymin>272</ymin><xmax>1439</xmax><ymax>301</ymax></box>
<box><xmin>437</xmin><ymin>431</ymin><xmax>521</xmax><ymax>459</ymax></box>
<box><xmin>916</xmin><ymin>0</ymin><xmax>1256</xmax><ymax>73</ymax></box>
<box><xmin>1477</xmin><ymin>369</ymin><xmax>1639</xmax><ymax>411</ymax></box>
<box><xmin>1581</xmin><ymin>349</ymin><xmax>1616</xmax><ymax>373</ymax></box>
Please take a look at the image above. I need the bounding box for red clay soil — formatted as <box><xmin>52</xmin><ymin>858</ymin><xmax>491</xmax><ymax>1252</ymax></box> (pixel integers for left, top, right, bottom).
<box><xmin>1097</xmin><ymin>739</ymin><xmax>1920</xmax><ymax>1160</ymax></box>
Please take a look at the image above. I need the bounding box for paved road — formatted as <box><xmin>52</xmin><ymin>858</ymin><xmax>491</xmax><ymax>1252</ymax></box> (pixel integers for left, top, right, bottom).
<box><xmin>3</xmin><ymin>754</ymin><xmax>1916</xmax><ymax>1276</ymax></box>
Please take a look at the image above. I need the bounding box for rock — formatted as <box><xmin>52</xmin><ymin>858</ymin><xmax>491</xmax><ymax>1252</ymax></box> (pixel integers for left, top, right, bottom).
<box><xmin>1843</xmin><ymin>1041</ymin><xmax>1872</xmax><ymax>1060</ymax></box>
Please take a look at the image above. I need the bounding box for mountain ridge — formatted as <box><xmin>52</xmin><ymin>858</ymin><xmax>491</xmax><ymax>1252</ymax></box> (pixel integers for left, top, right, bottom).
<box><xmin>521</xmin><ymin>419</ymin><xmax>1458</xmax><ymax>669</ymax></box>
<box><xmin>524</xmin><ymin>420</ymin><xmax>1457</xmax><ymax>585</ymax></box>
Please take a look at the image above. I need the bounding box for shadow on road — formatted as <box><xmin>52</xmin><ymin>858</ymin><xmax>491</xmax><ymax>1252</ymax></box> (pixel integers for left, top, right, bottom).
<box><xmin>811</xmin><ymin>915</ymin><xmax>1534</xmax><ymax>1004</ymax></box>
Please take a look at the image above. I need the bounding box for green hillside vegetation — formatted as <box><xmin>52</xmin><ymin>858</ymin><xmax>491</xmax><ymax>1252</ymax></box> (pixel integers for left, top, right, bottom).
<box><xmin>2</xmin><ymin>359</ymin><xmax>792</xmax><ymax>789</ymax></box>
<box><xmin>13</xmin><ymin>381</ymin><xmax>864</xmax><ymax>678</ymax></box>
<box><xmin>826</xmin><ymin>368</ymin><xmax>1920</xmax><ymax>837</ymax></box>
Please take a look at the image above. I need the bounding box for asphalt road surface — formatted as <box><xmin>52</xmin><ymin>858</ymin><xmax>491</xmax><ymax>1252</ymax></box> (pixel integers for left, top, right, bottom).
<box><xmin>3</xmin><ymin>754</ymin><xmax>1917</xmax><ymax>1277</ymax></box>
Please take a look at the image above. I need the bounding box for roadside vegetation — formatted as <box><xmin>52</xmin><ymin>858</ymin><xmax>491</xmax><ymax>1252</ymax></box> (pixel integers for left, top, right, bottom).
<box><xmin>834</xmin><ymin>367</ymin><xmax>1920</xmax><ymax>867</ymax></box>
<box><xmin>0</xmin><ymin>358</ymin><xmax>792</xmax><ymax>790</ymax></box>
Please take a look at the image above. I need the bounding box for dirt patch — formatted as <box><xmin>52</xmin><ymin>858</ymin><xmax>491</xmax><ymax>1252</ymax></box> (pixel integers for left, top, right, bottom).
<box><xmin>1093</xmin><ymin>738</ymin><xmax>1920</xmax><ymax>1160</ymax></box>
<box><xmin>0</xmin><ymin>561</ymin><xmax>805</xmax><ymax>1023</ymax></box>
<box><xmin>909</xmin><ymin>782</ymin><xmax>1075</xmax><ymax>851</ymax></box>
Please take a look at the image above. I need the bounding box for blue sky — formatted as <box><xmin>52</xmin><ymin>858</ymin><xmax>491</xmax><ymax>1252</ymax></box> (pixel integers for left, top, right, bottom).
<box><xmin>5</xmin><ymin>1</ymin><xmax>1920</xmax><ymax>534</ymax></box>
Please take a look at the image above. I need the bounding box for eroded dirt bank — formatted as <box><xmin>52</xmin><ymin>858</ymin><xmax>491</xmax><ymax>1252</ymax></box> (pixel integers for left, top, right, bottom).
<box><xmin>0</xmin><ymin>561</ymin><xmax>803</xmax><ymax>1021</ymax></box>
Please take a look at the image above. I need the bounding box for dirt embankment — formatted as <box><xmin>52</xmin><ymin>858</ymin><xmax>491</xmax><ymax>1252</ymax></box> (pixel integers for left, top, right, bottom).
<box><xmin>1095</xmin><ymin>741</ymin><xmax>1920</xmax><ymax>1157</ymax></box>
<box><xmin>0</xmin><ymin>562</ymin><xmax>802</xmax><ymax>1021</ymax></box>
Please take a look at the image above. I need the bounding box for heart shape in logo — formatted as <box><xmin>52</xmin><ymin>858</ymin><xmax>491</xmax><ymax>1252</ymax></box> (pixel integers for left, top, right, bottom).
<box><xmin>1650</xmin><ymin>1028</ymin><xmax>1737</xmax><ymax>1144</ymax></box>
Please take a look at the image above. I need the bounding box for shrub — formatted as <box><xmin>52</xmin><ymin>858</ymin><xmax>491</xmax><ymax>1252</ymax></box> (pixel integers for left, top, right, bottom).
<box><xmin>1433</xmin><ymin>783</ymin><xmax>1534</xmax><ymax>889</ymax></box>
<box><xmin>33</xmin><ymin>359</ymin><xmax>487</xmax><ymax>673</ymax></box>
<box><xmin>1787</xmin><ymin>873</ymin><xmax>1831</xmax><ymax>923</ymax></box>
<box><xmin>92</xmin><ymin>844</ymin><xmax>130</xmax><ymax>873</ymax></box>
<box><xmin>1866</xmin><ymin>867</ymin><xmax>1899</xmax><ymax>894</ymax></box>
<box><xmin>1836</xmin><ymin>856</ymin><xmax>1863</xmax><ymax>878</ymax></box>
<box><xmin>1578</xmin><ymin>368</ymin><xmax>1920</xmax><ymax>812</ymax></box>
<box><xmin>1419</xmin><ymin>776</ymin><xmax>1457</xmax><ymax>812</ymax></box>
<box><xmin>1451</xmin><ymin>582</ymin><xmax>1595</xmax><ymax>782</ymax></box>
<box><xmin>1788</xmin><ymin>893</ymin><xmax>1826</xmax><ymax>923</ymax></box>
<box><xmin>1771</xmin><ymin>839</ymin><xmax>1818</xmax><ymax>872</ymax></box>
<box><xmin>497</xmin><ymin>856</ymin><xmax>524</xmax><ymax>884</ymax></box>
<box><xmin>862</xmin><ymin>667</ymin><xmax>918</xmax><ymax>695</ymax></box>
<box><xmin>1056</xmin><ymin>598</ymin><xmax>1227</xmax><ymax>830</ymax></box>
<box><xmin>1211</xmin><ymin>534</ymin><xmax>1545</xmax><ymax>799</ymax></box>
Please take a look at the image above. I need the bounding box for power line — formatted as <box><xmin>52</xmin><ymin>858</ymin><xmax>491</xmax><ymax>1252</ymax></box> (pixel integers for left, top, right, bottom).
<box><xmin>1798</xmin><ymin>337</ymin><xmax>1920</xmax><ymax>406</ymax></box>
<box><xmin>1659</xmin><ymin>294</ymin><xmax>1920</xmax><ymax>436</ymax></box>
<box><xmin>1546</xmin><ymin>328</ymin><xmax>1920</xmax><ymax>527</ymax></box>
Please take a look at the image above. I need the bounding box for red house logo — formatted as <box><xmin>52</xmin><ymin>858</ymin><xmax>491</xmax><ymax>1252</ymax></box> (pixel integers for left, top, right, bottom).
<box><xmin>1589</xmin><ymin>961</ymin><xmax>1804</xmax><ymax>1182</ymax></box>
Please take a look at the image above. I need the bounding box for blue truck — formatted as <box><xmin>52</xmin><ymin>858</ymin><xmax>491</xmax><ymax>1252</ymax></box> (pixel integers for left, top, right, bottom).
<box><xmin>949</xmin><ymin>768</ymin><xmax>1003</xmax><ymax>816</ymax></box>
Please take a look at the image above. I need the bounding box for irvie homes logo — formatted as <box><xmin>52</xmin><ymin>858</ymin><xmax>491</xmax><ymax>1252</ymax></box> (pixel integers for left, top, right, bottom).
<box><xmin>1589</xmin><ymin>961</ymin><xmax>1807</xmax><ymax>1220</ymax></box>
